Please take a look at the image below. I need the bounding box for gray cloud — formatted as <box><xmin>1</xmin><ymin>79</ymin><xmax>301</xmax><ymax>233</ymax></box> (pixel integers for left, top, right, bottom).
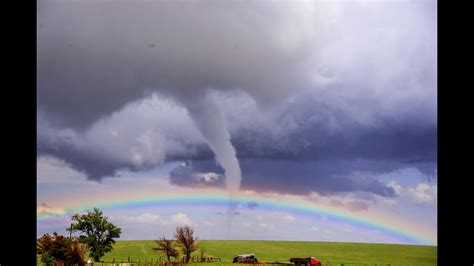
<box><xmin>38</xmin><ymin>0</ymin><xmax>326</xmax><ymax>128</ymax></box>
<box><xmin>38</xmin><ymin>90</ymin><xmax>436</xmax><ymax>182</ymax></box>
<box><xmin>37</xmin><ymin>97</ymin><xmax>205</xmax><ymax>180</ymax></box>
<box><xmin>169</xmin><ymin>163</ymin><xmax>225</xmax><ymax>188</ymax></box>
<box><xmin>37</xmin><ymin>0</ymin><xmax>437</xmax><ymax>195</ymax></box>
<box><xmin>38</xmin><ymin>0</ymin><xmax>435</xmax><ymax>126</ymax></box>
<box><xmin>169</xmin><ymin>159</ymin><xmax>400</xmax><ymax>197</ymax></box>
<box><xmin>228</xmin><ymin>90</ymin><xmax>437</xmax><ymax>165</ymax></box>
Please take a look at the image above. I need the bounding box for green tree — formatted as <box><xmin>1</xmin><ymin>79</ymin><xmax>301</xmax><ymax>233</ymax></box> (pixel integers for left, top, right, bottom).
<box><xmin>199</xmin><ymin>247</ymin><xmax>206</xmax><ymax>262</ymax></box>
<box><xmin>153</xmin><ymin>236</ymin><xmax>179</xmax><ymax>261</ymax></box>
<box><xmin>174</xmin><ymin>225</ymin><xmax>198</xmax><ymax>263</ymax></box>
<box><xmin>69</xmin><ymin>208</ymin><xmax>122</xmax><ymax>262</ymax></box>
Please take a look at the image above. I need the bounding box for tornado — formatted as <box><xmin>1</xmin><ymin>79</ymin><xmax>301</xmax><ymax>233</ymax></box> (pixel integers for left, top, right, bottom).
<box><xmin>184</xmin><ymin>93</ymin><xmax>242</xmax><ymax>238</ymax></box>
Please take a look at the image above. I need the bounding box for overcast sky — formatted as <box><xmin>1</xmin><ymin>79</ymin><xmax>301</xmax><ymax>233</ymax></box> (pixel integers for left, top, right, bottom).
<box><xmin>37</xmin><ymin>0</ymin><xmax>437</xmax><ymax>245</ymax></box>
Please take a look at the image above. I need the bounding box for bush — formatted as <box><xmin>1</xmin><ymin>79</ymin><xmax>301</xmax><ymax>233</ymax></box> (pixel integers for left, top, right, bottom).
<box><xmin>37</xmin><ymin>232</ymin><xmax>86</xmax><ymax>265</ymax></box>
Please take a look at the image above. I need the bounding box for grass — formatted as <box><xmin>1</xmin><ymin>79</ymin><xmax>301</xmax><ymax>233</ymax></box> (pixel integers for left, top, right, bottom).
<box><xmin>96</xmin><ymin>240</ymin><xmax>437</xmax><ymax>266</ymax></box>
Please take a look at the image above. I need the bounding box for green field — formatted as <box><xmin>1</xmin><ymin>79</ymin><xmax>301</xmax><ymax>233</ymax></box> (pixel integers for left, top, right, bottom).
<box><xmin>96</xmin><ymin>240</ymin><xmax>437</xmax><ymax>266</ymax></box>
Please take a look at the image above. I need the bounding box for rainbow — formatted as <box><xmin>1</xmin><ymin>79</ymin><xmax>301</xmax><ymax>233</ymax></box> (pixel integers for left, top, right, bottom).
<box><xmin>37</xmin><ymin>194</ymin><xmax>436</xmax><ymax>245</ymax></box>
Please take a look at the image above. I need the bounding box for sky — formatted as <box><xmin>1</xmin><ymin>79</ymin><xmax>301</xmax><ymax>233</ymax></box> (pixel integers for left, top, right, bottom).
<box><xmin>37</xmin><ymin>0</ymin><xmax>437</xmax><ymax>245</ymax></box>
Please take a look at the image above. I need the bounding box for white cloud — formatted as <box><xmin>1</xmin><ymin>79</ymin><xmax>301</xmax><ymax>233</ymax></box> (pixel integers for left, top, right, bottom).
<box><xmin>171</xmin><ymin>213</ymin><xmax>193</xmax><ymax>225</ymax></box>
<box><xmin>135</xmin><ymin>213</ymin><xmax>163</xmax><ymax>224</ymax></box>
<box><xmin>308</xmin><ymin>192</ymin><xmax>322</xmax><ymax>201</ymax></box>
<box><xmin>305</xmin><ymin>191</ymin><xmax>371</xmax><ymax>212</ymax></box>
<box><xmin>387</xmin><ymin>180</ymin><xmax>402</xmax><ymax>196</ymax></box>
<box><xmin>113</xmin><ymin>213</ymin><xmax>163</xmax><ymax>225</ymax></box>
<box><xmin>37</xmin><ymin>96</ymin><xmax>205</xmax><ymax>180</ymax></box>
<box><xmin>202</xmin><ymin>220</ymin><xmax>216</xmax><ymax>226</ymax></box>
<box><xmin>37</xmin><ymin>156</ymin><xmax>84</xmax><ymax>184</ymax></box>
<box><xmin>37</xmin><ymin>203</ymin><xmax>66</xmax><ymax>216</ymax></box>
<box><xmin>112</xmin><ymin>212</ymin><xmax>193</xmax><ymax>227</ymax></box>
<box><xmin>343</xmin><ymin>227</ymin><xmax>354</xmax><ymax>233</ymax></box>
<box><xmin>281</xmin><ymin>214</ymin><xmax>296</xmax><ymax>223</ymax></box>
<box><xmin>406</xmin><ymin>183</ymin><xmax>437</xmax><ymax>205</ymax></box>
<box><xmin>258</xmin><ymin>223</ymin><xmax>275</xmax><ymax>230</ymax></box>
<box><xmin>379</xmin><ymin>198</ymin><xmax>397</xmax><ymax>207</ymax></box>
<box><xmin>194</xmin><ymin>172</ymin><xmax>222</xmax><ymax>183</ymax></box>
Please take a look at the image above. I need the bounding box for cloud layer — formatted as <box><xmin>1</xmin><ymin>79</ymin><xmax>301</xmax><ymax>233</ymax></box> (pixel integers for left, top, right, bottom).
<box><xmin>38</xmin><ymin>0</ymin><xmax>328</xmax><ymax>127</ymax></box>
<box><xmin>37</xmin><ymin>0</ymin><xmax>437</xmax><ymax>198</ymax></box>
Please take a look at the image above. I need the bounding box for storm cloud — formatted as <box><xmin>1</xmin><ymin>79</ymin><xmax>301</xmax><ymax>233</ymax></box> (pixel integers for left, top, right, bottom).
<box><xmin>37</xmin><ymin>0</ymin><xmax>436</xmax><ymax>197</ymax></box>
<box><xmin>38</xmin><ymin>0</ymin><xmax>327</xmax><ymax>128</ymax></box>
<box><xmin>170</xmin><ymin>158</ymin><xmax>409</xmax><ymax>197</ymax></box>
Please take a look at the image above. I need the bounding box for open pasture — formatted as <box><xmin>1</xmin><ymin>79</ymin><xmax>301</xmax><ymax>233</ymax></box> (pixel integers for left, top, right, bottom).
<box><xmin>97</xmin><ymin>240</ymin><xmax>436</xmax><ymax>266</ymax></box>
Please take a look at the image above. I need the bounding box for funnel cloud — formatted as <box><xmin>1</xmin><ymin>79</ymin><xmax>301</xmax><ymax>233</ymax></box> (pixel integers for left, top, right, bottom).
<box><xmin>184</xmin><ymin>93</ymin><xmax>242</xmax><ymax>196</ymax></box>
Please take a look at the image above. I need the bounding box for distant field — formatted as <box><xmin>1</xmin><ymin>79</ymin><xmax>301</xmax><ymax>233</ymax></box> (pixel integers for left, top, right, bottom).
<box><xmin>98</xmin><ymin>240</ymin><xmax>437</xmax><ymax>266</ymax></box>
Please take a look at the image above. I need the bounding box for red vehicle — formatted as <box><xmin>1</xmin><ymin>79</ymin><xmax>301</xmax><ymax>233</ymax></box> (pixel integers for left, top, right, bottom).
<box><xmin>289</xmin><ymin>257</ymin><xmax>321</xmax><ymax>266</ymax></box>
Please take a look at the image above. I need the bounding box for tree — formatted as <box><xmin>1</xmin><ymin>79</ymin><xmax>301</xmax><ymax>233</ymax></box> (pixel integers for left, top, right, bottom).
<box><xmin>69</xmin><ymin>208</ymin><xmax>122</xmax><ymax>262</ymax></box>
<box><xmin>153</xmin><ymin>236</ymin><xmax>179</xmax><ymax>261</ymax></box>
<box><xmin>37</xmin><ymin>232</ymin><xmax>86</xmax><ymax>265</ymax></box>
<box><xmin>199</xmin><ymin>246</ymin><xmax>207</xmax><ymax>262</ymax></box>
<box><xmin>66</xmin><ymin>238</ymin><xmax>88</xmax><ymax>265</ymax></box>
<box><xmin>174</xmin><ymin>225</ymin><xmax>198</xmax><ymax>263</ymax></box>
<box><xmin>37</xmin><ymin>232</ymin><xmax>69</xmax><ymax>264</ymax></box>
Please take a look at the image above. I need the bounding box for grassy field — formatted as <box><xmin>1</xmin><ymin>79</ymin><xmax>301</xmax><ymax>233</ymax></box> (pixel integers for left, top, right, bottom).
<box><xmin>97</xmin><ymin>240</ymin><xmax>436</xmax><ymax>266</ymax></box>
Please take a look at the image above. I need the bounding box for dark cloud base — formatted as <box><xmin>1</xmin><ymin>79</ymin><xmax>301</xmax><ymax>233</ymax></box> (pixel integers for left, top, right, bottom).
<box><xmin>169</xmin><ymin>158</ymin><xmax>435</xmax><ymax>198</ymax></box>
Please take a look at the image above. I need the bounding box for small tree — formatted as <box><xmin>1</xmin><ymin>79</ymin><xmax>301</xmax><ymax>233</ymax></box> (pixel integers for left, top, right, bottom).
<box><xmin>199</xmin><ymin>247</ymin><xmax>206</xmax><ymax>262</ymax></box>
<box><xmin>153</xmin><ymin>236</ymin><xmax>179</xmax><ymax>261</ymax></box>
<box><xmin>37</xmin><ymin>232</ymin><xmax>86</xmax><ymax>265</ymax></box>
<box><xmin>69</xmin><ymin>208</ymin><xmax>122</xmax><ymax>262</ymax></box>
<box><xmin>37</xmin><ymin>232</ymin><xmax>69</xmax><ymax>264</ymax></box>
<box><xmin>67</xmin><ymin>238</ymin><xmax>87</xmax><ymax>265</ymax></box>
<box><xmin>174</xmin><ymin>225</ymin><xmax>198</xmax><ymax>263</ymax></box>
